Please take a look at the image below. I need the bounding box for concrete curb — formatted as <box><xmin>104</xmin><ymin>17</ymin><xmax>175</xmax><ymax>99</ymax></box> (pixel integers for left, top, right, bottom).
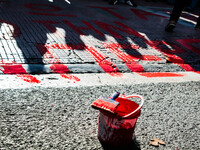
<box><xmin>0</xmin><ymin>63</ymin><xmax>194</xmax><ymax>74</ymax></box>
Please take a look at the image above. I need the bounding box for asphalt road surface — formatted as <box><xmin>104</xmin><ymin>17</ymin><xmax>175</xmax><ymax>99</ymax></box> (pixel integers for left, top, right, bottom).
<box><xmin>0</xmin><ymin>81</ymin><xmax>199</xmax><ymax>150</ymax></box>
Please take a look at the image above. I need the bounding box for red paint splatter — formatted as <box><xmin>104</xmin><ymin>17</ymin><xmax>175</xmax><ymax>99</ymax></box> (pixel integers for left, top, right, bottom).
<box><xmin>17</xmin><ymin>74</ymin><xmax>41</xmax><ymax>83</ymax></box>
<box><xmin>50</xmin><ymin>64</ymin><xmax>70</xmax><ymax>73</ymax></box>
<box><xmin>60</xmin><ymin>74</ymin><xmax>80</xmax><ymax>83</ymax></box>
<box><xmin>138</xmin><ymin>72</ymin><xmax>184</xmax><ymax>77</ymax></box>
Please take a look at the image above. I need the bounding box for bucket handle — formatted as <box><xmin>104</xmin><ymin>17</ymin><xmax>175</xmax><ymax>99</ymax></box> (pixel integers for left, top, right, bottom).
<box><xmin>121</xmin><ymin>95</ymin><xmax>144</xmax><ymax>119</ymax></box>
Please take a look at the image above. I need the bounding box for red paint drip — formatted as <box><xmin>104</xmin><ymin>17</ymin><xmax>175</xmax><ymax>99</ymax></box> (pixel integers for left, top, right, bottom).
<box><xmin>17</xmin><ymin>75</ymin><xmax>41</xmax><ymax>83</ymax></box>
<box><xmin>138</xmin><ymin>72</ymin><xmax>184</xmax><ymax>77</ymax></box>
<box><xmin>60</xmin><ymin>74</ymin><xmax>80</xmax><ymax>83</ymax></box>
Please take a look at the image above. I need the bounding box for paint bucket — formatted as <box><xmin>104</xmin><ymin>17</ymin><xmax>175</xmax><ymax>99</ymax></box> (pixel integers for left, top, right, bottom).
<box><xmin>97</xmin><ymin>95</ymin><xmax>144</xmax><ymax>147</ymax></box>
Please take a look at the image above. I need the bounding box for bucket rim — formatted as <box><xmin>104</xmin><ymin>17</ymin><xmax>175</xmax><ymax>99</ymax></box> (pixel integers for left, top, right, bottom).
<box><xmin>120</xmin><ymin>95</ymin><xmax>144</xmax><ymax>119</ymax></box>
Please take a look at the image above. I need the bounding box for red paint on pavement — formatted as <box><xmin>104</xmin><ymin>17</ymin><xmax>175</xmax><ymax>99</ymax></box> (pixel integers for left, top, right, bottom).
<box><xmin>88</xmin><ymin>6</ymin><xmax>126</xmax><ymax>20</ymax></box>
<box><xmin>176</xmin><ymin>39</ymin><xmax>200</xmax><ymax>56</ymax></box>
<box><xmin>34</xmin><ymin>20</ymin><xmax>59</xmax><ymax>33</ymax></box>
<box><xmin>24</xmin><ymin>3</ymin><xmax>62</xmax><ymax>11</ymax></box>
<box><xmin>106</xmin><ymin>43</ymin><xmax>161</xmax><ymax>61</ymax></box>
<box><xmin>148</xmin><ymin>40</ymin><xmax>186</xmax><ymax>54</ymax></box>
<box><xmin>178</xmin><ymin>64</ymin><xmax>197</xmax><ymax>72</ymax></box>
<box><xmin>130</xmin><ymin>8</ymin><xmax>167</xmax><ymax>20</ymax></box>
<box><xmin>139</xmin><ymin>72</ymin><xmax>185</xmax><ymax>77</ymax></box>
<box><xmin>45</xmin><ymin>44</ymin><xmax>70</xmax><ymax>49</ymax></box>
<box><xmin>28</xmin><ymin>12</ymin><xmax>76</xmax><ymax>17</ymax></box>
<box><xmin>60</xmin><ymin>74</ymin><xmax>80</xmax><ymax>83</ymax></box>
<box><xmin>63</xmin><ymin>20</ymin><xmax>104</xmax><ymax>37</ymax></box>
<box><xmin>0</xmin><ymin>64</ymin><xmax>27</xmax><ymax>74</ymax></box>
<box><xmin>44</xmin><ymin>44</ymin><xmax>123</xmax><ymax>77</ymax></box>
<box><xmin>108</xmin><ymin>43</ymin><xmax>140</xmax><ymax>50</ymax></box>
<box><xmin>147</xmin><ymin>40</ymin><xmax>197</xmax><ymax>71</ymax></box>
<box><xmin>94</xmin><ymin>21</ymin><xmax>145</xmax><ymax>39</ymax></box>
<box><xmin>39</xmin><ymin>44</ymin><xmax>81</xmax><ymax>82</ymax></box>
<box><xmin>139</xmin><ymin>55</ymin><xmax>162</xmax><ymax>61</ymax></box>
<box><xmin>50</xmin><ymin>64</ymin><xmax>70</xmax><ymax>73</ymax></box>
<box><xmin>165</xmin><ymin>54</ymin><xmax>185</xmax><ymax>64</ymax></box>
<box><xmin>0</xmin><ymin>62</ymin><xmax>41</xmax><ymax>83</ymax></box>
<box><xmin>17</xmin><ymin>74</ymin><xmax>41</xmax><ymax>83</ymax></box>
<box><xmin>85</xmin><ymin>46</ymin><xmax>123</xmax><ymax>77</ymax></box>
<box><xmin>104</xmin><ymin>43</ymin><xmax>144</xmax><ymax>72</ymax></box>
<box><xmin>37</xmin><ymin>44</ymin><xmax>60</xmax><ymax>63</ymax></box>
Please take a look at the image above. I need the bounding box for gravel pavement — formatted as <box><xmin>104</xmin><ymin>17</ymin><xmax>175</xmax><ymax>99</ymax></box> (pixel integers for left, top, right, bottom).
<box><xmin>0</xmin><ymin>81</ymin><xmax>200</xmax><ymax>150</ymax></box>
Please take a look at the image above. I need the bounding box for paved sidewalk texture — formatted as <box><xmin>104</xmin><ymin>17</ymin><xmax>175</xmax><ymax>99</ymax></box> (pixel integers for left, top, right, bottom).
<box><xmin>0</xmin><ymin>0</ymin><xmax>200</xmax><ymax>77</ymax></box>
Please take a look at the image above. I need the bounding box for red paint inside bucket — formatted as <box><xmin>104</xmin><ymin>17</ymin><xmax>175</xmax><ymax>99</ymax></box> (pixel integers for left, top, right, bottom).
<box><xmin>115</xmin><ymin>98</ymin><xmax>140</xmax><ymax>118</ymax></box>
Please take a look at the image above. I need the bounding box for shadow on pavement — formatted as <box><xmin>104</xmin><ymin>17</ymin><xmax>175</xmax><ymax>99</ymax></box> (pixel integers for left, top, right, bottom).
<box><xmin>100</xmin><ymin>139</ymin><xmax>141</xmax><ymax>150</ymax></box>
